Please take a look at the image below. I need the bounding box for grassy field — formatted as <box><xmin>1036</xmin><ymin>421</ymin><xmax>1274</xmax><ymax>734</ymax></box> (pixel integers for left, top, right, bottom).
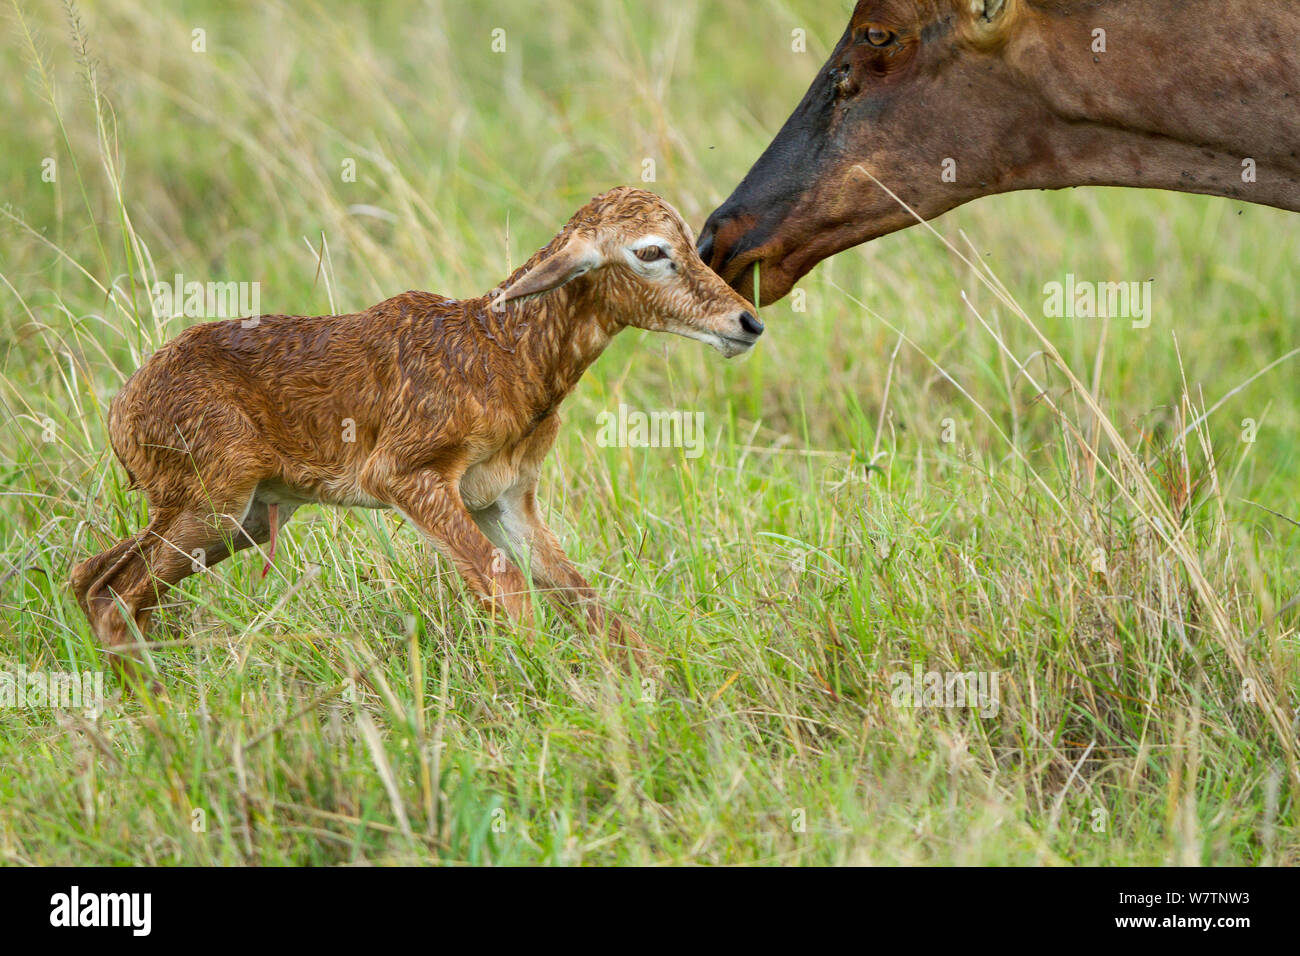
<box><xmin>1</xmin><ymin>0</ymin><xmax>1297</xmax><ymax>865</ymax></box>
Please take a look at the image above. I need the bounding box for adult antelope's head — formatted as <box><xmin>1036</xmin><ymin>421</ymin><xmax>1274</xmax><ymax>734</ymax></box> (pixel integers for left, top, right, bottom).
<box><xmin>699</xmin><ymin>0</ymin><xmax>1300</xmax><ymax>304</ymax></box>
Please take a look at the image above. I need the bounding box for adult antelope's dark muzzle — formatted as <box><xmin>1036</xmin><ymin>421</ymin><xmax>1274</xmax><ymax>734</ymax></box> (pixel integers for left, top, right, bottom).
<box><xmin>697</xmin><ymin>135</ymin><xmax>825</xmax><ymax>306</ymax></box>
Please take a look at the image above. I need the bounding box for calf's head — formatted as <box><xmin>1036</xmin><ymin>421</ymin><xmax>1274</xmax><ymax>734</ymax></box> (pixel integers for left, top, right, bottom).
<box><xmin>503</xmin><ymin>187</ymin><xmax>763</xmax><ymax>357</ymax></box>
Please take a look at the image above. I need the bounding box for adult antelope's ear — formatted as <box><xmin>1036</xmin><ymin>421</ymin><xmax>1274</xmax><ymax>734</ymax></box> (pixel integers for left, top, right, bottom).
<box><xmin>500</xmin><ymin>237</ymin><xmax>601</xmax><ymax>303</ymax></box>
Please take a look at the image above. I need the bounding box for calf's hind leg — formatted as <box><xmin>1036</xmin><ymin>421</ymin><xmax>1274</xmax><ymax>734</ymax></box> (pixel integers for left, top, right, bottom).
<box><xmin>75</xmin><ymin>489</ymin><xmax>270</xmax><ymax>678</ymax></box>
<box><xmin>71</xmin><ymin>525</ymin><xmax>152</xmax><ymax>623</ymax></box>
<box><xmin>202</xmin><ymin>496</ymin><xmax>297</xmax><ymax>576</ymax></box>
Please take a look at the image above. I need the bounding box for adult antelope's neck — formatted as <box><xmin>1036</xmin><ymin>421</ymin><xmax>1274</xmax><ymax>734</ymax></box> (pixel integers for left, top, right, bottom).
<box><xmin>1006</xmin><ymin>0</ymin><xmax>1300</xmax><ymax>211</ymax></box>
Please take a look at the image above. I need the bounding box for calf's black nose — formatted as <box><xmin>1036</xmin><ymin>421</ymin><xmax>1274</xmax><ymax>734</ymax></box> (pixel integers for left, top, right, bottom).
<box><xmin>739</xmin><ymin>311</ymin><xmax>764</xmax><ymax>336</ymax></box>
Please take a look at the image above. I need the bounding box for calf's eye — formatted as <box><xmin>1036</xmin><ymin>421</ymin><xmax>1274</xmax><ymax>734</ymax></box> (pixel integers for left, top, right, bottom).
<box><xmin>866</xmin><ymin>27</ymin><xmax>894</xmax><ymax>46</ymax></box>
<box><xmin>635</xmin><ymin>246</ymin><xmax>668</xmax><ymax>262</ymax></box>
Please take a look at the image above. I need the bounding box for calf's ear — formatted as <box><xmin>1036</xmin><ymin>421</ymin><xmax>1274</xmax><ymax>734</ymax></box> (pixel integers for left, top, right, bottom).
<box><xmin>501</xmin><ymin>237</ymin><xmax>601</xmax><ymax>303</ymax></box>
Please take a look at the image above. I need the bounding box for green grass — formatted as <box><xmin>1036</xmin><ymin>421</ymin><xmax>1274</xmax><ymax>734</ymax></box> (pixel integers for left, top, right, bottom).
<box><xmin>1</xmin><ymin>0</ymin><xmax>1297</xmax><ymax>865</ymax></box>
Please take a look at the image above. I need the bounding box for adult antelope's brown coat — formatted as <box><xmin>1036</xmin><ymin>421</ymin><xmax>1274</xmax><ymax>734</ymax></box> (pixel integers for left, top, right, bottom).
<box><xmin>71</xmin><ymin>187</ymin><xmax>761</xmax><ymax>679</ymax></box>
<box><xmin>700</xmin><ymin>0</ymin><xmax>1300</xmax><ymax>303</ymax></box>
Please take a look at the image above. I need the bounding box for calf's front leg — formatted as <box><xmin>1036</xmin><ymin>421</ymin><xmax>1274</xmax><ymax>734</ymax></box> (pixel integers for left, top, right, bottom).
<box><xmin>474</xmin><ymin>484</ymin><xmax>647</xmax><ymax>668</ymax></box>
<box><xmin>379</xmin><ymin>469</ymin><xmax>533</xmax><ymax>624</ymax></box>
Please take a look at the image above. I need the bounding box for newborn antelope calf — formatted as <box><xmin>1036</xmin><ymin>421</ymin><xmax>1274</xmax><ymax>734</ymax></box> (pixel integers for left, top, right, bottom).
<box><xmin>71</xmin><ymin>187</ymin><xmax>761</xmax><ymax>677</ymax></box>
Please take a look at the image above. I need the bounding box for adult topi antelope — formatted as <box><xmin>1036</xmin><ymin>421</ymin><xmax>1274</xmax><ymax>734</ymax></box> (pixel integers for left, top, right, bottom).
<box><xmin>71</xmin><ymin>187</ymin><xmax>762</xmax><ymax>681</ymax></box>
<box><xmin>699</xmin><ymin>0</ymin><xmax>1300</xmax><ymax>304</ymax></box>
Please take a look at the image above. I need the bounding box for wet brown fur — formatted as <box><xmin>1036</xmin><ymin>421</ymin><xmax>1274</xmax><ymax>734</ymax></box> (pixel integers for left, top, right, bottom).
<box><xmin>70</xmin><ymin>187</ymin><xmax>758</xmax><ymax>680</ymax></box>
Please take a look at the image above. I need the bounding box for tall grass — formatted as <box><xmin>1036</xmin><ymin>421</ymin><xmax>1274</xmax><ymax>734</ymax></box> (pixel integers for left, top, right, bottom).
<box><xmin>1</xmin><ymin>0</ymin><xmax>1296</xmax><ymax>864</ymax></box>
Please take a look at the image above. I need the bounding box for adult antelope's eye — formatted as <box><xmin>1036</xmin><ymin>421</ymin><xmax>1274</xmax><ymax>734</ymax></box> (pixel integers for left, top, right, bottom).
<box><xmin>866</xmin><ymin>26</ymin><xmax>894</xmax><ymax>46</ymax></box>
<box><xmin>635</xmin><ymin>245</ymin><xmax>668</xmax><ymax>262</ymax></box>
